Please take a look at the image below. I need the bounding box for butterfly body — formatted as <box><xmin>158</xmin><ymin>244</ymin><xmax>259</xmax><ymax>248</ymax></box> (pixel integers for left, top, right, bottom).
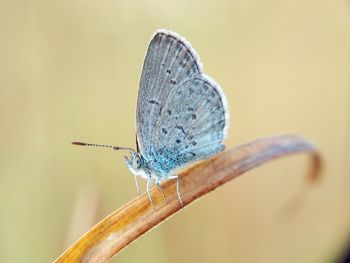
<box><xmin>125</xmin><ymin>150</ymin><xmax>178</xmax><ymax>183</ymax></box>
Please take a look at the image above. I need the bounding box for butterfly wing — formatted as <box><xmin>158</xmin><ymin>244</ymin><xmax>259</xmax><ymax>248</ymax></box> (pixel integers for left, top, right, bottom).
<box><xmin>136</xmin><ymin>30</ymin><xmax>202</xmax><ymax>153</ymax></box>
<box><xmin>136</xmin><ymin>30</ymin><xmax>228</xmax><ymax>175</ymax></box>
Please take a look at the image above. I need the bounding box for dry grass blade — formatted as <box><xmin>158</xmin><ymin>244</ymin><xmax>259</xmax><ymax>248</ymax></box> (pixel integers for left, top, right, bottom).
<box><xmin>55</xmin><ymin>134</ymin><xmax>321</xmax><ymax>263</ymax></box>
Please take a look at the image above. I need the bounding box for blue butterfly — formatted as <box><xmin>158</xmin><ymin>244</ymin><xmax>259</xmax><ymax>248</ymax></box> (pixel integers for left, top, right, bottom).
<box><xmin>73</xmin><ymin>29</ymin><xmax>229</xmax><ymax>207</ymax></box>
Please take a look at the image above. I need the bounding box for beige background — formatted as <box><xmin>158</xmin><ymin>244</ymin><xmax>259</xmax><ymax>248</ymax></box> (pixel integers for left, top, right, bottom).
<box><xmin>1</xmin><ymin>0</ymin><xmax>349</xmax><ymax>262</ymax></box>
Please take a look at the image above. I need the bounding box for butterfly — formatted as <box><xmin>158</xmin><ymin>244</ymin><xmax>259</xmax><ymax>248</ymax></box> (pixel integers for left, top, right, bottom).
<box><xmin>73</xmin><ymin>29</ymin><xmax>229</xmax><ymax>207</ymax></box>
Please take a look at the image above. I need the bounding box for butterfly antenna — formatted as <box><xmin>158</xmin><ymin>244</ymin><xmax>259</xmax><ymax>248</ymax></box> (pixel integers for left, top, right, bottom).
<box><xmin>72</xmin><ymin>141</ymin><xmax>136</xmax><ymax>154</ymax></box>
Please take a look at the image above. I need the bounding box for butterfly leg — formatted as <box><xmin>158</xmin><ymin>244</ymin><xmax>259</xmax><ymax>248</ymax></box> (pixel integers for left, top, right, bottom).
<box><xmin>168</xmin><ymin>175</ymin><xmax>184</xmax><ymax>207</ymax></box>
<box><xmin>124</xmin><ymin>155</ymin><xmax>140</xmax><ymax>196</ymax></box>
<box><xmin>133</xmin><ymin>174</ymin><xmax>140</xmax><ymax>196</ymax></box>
<box><xmin>146</xmin><ymin>177</ymin><xmax>155</xmax><ymax>209</ymax></box>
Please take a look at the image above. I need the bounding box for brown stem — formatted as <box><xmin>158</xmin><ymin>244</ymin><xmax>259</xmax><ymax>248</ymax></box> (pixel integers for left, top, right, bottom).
<box><xmin>55</xmin><ymin>134</ymin><xmax>321</xmax><ymax>263</ymax></box>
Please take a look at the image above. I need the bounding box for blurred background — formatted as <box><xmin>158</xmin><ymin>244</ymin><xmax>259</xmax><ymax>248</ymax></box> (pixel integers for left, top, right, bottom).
<box><xmin>1</xmin><ymin>0</ymin><xmax>349</xmax><ymax>262</ymax></box>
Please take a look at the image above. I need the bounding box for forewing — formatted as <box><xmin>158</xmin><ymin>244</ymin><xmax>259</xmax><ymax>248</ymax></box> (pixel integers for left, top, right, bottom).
<box><xmin>145</xmin><ymin>76</ymin><xmax>228</xmax><ymax>174</ymax></box>
<box><xmin>136</xmin><ymin>30</ymin><xmax>202</xmax><ymax>155</ymax></box>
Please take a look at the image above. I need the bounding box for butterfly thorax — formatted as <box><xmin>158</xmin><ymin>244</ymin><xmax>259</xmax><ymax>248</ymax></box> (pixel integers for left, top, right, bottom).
<box><xmin>125</xmin><ymin>152</ymin><xmax>169</xmax><ymax>182</ymax></box>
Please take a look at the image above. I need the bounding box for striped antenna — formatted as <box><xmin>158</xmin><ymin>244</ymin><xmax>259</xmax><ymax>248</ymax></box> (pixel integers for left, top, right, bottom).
<box><xmin>72</xmin><ymin>141</ymin><xmax>136</xmax><ymax>154</ymax></box>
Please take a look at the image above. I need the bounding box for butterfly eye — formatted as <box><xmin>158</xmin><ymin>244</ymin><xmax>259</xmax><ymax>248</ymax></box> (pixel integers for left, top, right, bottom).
<box><xmin>132</xmin><ymin>156</ymin><xmax>141</xmax><ymax>169</ymax></box>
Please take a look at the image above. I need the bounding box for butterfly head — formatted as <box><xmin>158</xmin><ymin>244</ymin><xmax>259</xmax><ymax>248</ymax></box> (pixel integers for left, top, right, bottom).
<box><xmin>124</xmin><ymin>152</ymin><xmax>142</xmax><ymax>169</ymax></box>
<box><xmin>124</xmin><ymin>152</ymin><xmax>149</xmax><ymax>179</ymax></box>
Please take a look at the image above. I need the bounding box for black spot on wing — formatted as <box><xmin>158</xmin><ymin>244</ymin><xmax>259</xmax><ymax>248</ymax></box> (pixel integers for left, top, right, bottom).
<box><xmin>158</xmin><ymin>106</ymin><xmax>164</xmax><ymax>115</ymax></box>
<box><xmin>175</xmin><ymin>125</ymin><xmax>187</xmax><ymax>136</ymax></box>
<box><xmin>149</xmin><ymin>99</ymin><xmax>160</xmax><ymax>105</ymax></box>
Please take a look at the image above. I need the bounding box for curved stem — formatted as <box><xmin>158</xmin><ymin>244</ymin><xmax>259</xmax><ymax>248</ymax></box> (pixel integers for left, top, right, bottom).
<box><xmin>55</xmin><ymin>134</ymin><xmax>321</xmax><ymax>263</ymax></box>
